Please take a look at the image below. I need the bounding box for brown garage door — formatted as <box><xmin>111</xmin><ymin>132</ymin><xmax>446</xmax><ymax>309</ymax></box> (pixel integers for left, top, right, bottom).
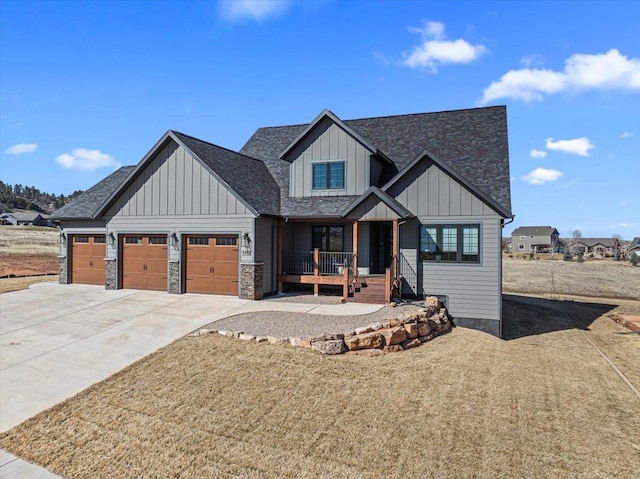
<box><xmin>121</xmin><ymin>235</ymin><xmax>168</xmax><ymax>291</ymax></box>
<box><xmin>71</xmin><ymin>235</ymin><xmax>106</xmax><ymax>285</ymax></box>
<box><xmin>185</xmin><ymin>235</ymin><xmax>239</xmax><ymax>295</ymax></box>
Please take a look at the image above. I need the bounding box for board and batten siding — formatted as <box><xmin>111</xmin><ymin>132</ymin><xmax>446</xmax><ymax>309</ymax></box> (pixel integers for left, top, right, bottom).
<box><xmin>106</xmin><ymin>141</ymin><xmax>250</xmax><ymax>218</ymax></box>
<box><xmin>399</xmin><ymin>218</ymin><xmax>502</xmax><ymax>321</ymax></box>
<box><xmin>287</xmin><ymin>118</ymin><xmax>374</xmax><ymax>198</ymax></box>
<box><xmin>346</xmin><ymin>196</ymin><xmax>400</xmax><ymax>220</ymax></box>
<box><xmin>389</xmin><ymin>159</ymin><xmax>503</xmax><ymax>325</ymax></box>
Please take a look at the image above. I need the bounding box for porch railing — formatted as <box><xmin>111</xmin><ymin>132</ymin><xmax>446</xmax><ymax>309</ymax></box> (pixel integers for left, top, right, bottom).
<box><xmin>282</xmin><ymin>250</ymin><xmax>353</xmax><ymax>275</ymax></box>
<box><xmin>399</xmin><ymin>252</ymin><xmax>418</xmax><ymax>296</ymax></box>
<box><xmin>319</xmin><ymin>252</ymin><xmax>353</xmax><ymax>275</ymax></box>
<box><xmin>282</xmin><ymin>251</ymin><xmax>314</xmax><ymax>275</ymax></box>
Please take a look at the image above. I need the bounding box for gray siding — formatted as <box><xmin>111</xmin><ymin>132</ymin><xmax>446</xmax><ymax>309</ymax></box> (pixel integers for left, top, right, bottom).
<box><xmin>370</xmin><ymin>156</ymin><xmax>385</xmax><ymax>187</ymax></box>
<box><xmin>400</xmin><ymin>217</ymin><xmax>502</xmax><ymax>321</ymax></box>
<box><xmin>106</xmin><ymin>141</ymin><xmax>250</xmax><ymax>218</ymax></box>
<box><xmin>254</xmin><ymin>217</ymin><xmax>276</xmax><ymax>294</ymax></box>
<box><xmin>388</xmin><ymin>159</ymin><xmax>496</xmax><ymax>217</ymax></box>
<box><xmin>347</xmin><ymin>196</ymin><xmax>399</xmax><ymax>220</ymax></box>
<box><xmin>390</xmin><ymin>159</ymin><xmax>503</xmax><ymax>323</ymax></box>
<box><xmin>287</xmin><ymin>118</ymin><xmax>374</xmax><ymax>197</ymax></box>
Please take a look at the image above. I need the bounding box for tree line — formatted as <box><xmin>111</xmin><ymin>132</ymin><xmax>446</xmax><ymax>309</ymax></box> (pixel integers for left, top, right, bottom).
<box><xmin>0</xmin><ymin>181</ymin><xmax>83</xmax><ymax>213</ymax></box>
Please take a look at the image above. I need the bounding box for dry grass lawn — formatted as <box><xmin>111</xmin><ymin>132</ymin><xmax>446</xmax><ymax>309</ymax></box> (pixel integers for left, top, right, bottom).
<box><xmin>1</xmin><ymin>296</ymin><xmax>639</xmax><ymax>478</ymax></box>
<box><xmin>503</xmin><ymin>256</ymin><xmax>640</xmax><ymax>299</ymax></box>
<box><xmin>0</xmin><ymin>226</ymin><xmax>58</xmax><ymax>256</ymax></box>
<box><xmin>0</xmin><ymin>276</ymin><xmax>57</xmax><ymax>293</ymax></box>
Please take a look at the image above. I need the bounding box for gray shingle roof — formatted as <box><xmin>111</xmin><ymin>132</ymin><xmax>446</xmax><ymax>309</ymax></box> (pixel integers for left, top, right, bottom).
<box><xmin>281</xmin><ymin>196</ymin><xmax>359</xmax><ymax>218</ymax></box>
<box><xmin>241</xmin><ymin>106</ymin><xmax>512</xmax><ymax>216</ymax></box>
<box><xmin>511</xmin><ymin>226</ymin><xmax>559</xmax><ymax>236</ymax></box>
<box><xmin>51</xmin><ymin>166</ymin><xmax>135</xmax><ymax>219</ymax></box>
<box><xmin>172</xmin><ymin>131</ymin><xmax>280</xmax><ymax>216</ymax></box>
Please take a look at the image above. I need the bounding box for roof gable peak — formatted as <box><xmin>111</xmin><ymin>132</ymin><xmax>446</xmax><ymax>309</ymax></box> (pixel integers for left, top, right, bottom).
<box><xmin>277</xmin><ymin>109</ymin><xmax>392</xmax><ymax>163</ymax></box>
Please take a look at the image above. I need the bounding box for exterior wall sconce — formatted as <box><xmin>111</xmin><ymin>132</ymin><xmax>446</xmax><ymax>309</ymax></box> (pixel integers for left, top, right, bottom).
<box><xmin>241</xmin><ymin>232</ymin><xmax>252</xmax><ymax>255</ymax></box>
<box><xmin>171</xmin><ymin>233</ymin><xmax>179</xmax><ymax>248</ymax></box>
<box><xmin>59</xmin><ymin>232</ymin><xmax>67</xmax><ymax>246</ymax></box>
<box><xmin>108</xmin><ymin>232</ymin><xmax>116</xmax><ymax>247</ymax></box>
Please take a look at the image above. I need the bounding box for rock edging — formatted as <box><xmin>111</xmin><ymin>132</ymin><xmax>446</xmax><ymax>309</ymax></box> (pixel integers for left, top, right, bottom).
<box><xmin>191</xmin><ymin>296</ymin><xmax>452</xmax><ymax>356</ymax></box>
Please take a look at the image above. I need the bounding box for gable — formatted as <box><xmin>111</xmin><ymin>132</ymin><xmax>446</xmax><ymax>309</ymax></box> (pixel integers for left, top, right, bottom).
<box><xmin>106</xmin><ymin>140</ymin><xmax>250</xmax><ymax>218</ymax></box>
<box><xmin>386</xmin><ymin>159</ymin><xmax>499</xmax><ymax>217</ymax></box>
<box><xmin>241</xmin><ymin>106</ymin><xmax>512</xmax><ymax>216</ymax></box>
<box><xmin>346</xmin><ymin>195</ymin><xmax>401</xmax><ymax>220</ymax></box>
<box><xmin>287</xmin><ymin>117</ymin><xmax>375</xmax><ymax>197</ymax></box>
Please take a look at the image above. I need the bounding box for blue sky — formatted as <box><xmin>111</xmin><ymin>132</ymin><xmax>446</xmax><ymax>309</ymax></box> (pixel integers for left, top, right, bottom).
<box><xmin>1</xmin><ymin>0</ymin><xmax>638</xmax><ymax>238</ymax></box>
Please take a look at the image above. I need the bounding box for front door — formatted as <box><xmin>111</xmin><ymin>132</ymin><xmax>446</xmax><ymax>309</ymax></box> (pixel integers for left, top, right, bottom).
<box><xmin>369</xmin><ymin>222</ymin><xmax>392</xmax><ymax>274</ymax></box>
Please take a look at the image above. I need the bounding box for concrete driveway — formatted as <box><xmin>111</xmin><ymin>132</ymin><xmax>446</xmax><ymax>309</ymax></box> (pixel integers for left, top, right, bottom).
<box><xmin>0</xmin><ymin>282</ymin><xmax>256</xmax><ymax>432</ymax></box>
<box><xmin>1</xmin><ymin>282</ymin><xmax>382</xmax><ymax>433</ymax></box>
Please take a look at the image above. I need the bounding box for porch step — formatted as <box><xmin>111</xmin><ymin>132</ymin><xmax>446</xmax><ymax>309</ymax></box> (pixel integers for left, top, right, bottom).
<box><xmin>350</xmin><ymin>281</ymin><xmax>387</xmax><ymax>304</ymax></box>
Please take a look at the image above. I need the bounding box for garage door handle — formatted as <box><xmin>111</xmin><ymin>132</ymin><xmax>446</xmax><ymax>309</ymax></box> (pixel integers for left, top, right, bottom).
<box><xmin>143</xmin><ymin>264</ymin><xmax>147</xmax><ymax>271</ymax></box>
<box><xmin>209</xmin><ymin>266</ymin><xmax>215</xmax><ymax>273</ymax></box>
<box><xmin>89</xmin><ymin>260</ymin><xmax>93</xmax><ymax>267</ymax></box>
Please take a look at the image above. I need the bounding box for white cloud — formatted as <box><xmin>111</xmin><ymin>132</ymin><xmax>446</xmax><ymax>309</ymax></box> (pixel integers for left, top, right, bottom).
<box><xmin>609</xmin><ymin>222</ymin><xmax>638</xmax><ymax>229</ymax></box>
<box><xmin>218</xmin><ymin>0</ymin><xmax>291</xmax><ymax>22</ymax></box>
<box><xmin>481</xmin><ymin>49</ymin><xmax>640</xmax><ymax>104</ymax></box>
<box><xmin>545</xmin><ymin>137</ymin><xmax>595</xmax><ymax>156</ymax></box>
<box><xmin>530</xmin><ymin>149</ymin><xmax>547</xmax><ymax>159</ymax></box>
<box><xmin>5</xmin><ymin>143</ymin><xmax>38</xmax><ymax>155</ymax></box>
<box><xmin>521</xmin><ymin>167</ymin><xmax>563</xmax><ymax>184</ymax></box>
<box><xmin>401</xmin><ymin>20</ymin><xmax>486</xmax><ymax>72</ymax></box>
<box><xmin>55</xmin><ymin>148</ymin><xmax>120</xmax><ymax>171</ymax></box>
<box><xmin>620</xmin><ymin>131</ymin><xmax>633</xmax><ymax>139</ymax></box>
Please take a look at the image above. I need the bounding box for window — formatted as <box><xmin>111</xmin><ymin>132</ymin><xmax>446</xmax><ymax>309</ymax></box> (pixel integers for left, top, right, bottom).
<box><xmin>189</xmin><ymin>237</ymin><xmax>209</xmax><ymax>246</ymax></box>
<box><xmin>125</xmin><ymin>236</ymin><xmax>143</xmax><ymax>244</ymax></box>
<box><xmin>312</xmin><ymin>225</ymin><xmax>344</xmax><ymax>252</ymax></box>
<box><xmin>520</xmin><ymin>235</ymin><xmax>525</xmax><ymax>240</ymax></box>
<box><xmin>216</xmin><ymin>236</ymin><xmax>237</xmax><ymax>246</ymax></box>
<box><xmin>420</xmin><ymin>224</ymin><xmax>480</xmax><ymax>263</ymax></box>
<box><xmin>530</xmin><ymin>235</ymin><xmax>534</xmax><ymax>239</ymax></box>
<box><xmin>93</xmin><ymin>236</ymin><xmax>106</xmax><ymax>244</ymax></box>
<box><xmin>74</xmin><ymin>236</ymin><xmax>89</xmax><ymax>243</ymax></box>
<box><xmin>149</xmin><ymin>236</ymin><xmax>167</xmax><ymax>245</ymax></box>
<box><xmin>312</xmin><ymin>162</ymin><xmax>344</xmax><ymax>189</ymax></box>
<box><xmin>518</xmin><ymin>244</ymin><xmax>525</xmax><ymax>251</ymax></box>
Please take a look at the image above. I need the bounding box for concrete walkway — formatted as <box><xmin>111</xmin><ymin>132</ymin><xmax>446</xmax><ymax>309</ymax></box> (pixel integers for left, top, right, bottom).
<box><xmin>1</xmin><ymin>282</ymin><xmax>382</xmax><ymax>478</ymax></box>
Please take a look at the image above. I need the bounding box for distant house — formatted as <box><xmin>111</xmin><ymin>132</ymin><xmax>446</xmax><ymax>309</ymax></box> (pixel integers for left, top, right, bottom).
<box><xmin>572</xmin><ymin>238</ymin><xmax>622</xmax><ymax>257</ymax></box>
<box><xmin>0</xmin><ymin>209</ymin><xmax>47</xmax><ymax>226</ymax></box>
<box><xmin>624</xmin><ymin>237</ymin><xmax>640</xmax><ymax>258</ymax></box>
<box><xmin>511</xmin><ymin>226</ymin><xmax>560</xmax><ymax>253</ymax></box>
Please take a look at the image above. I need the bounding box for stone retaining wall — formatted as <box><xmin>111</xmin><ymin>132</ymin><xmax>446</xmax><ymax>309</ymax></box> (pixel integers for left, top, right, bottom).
<box><xmin>193</xmin><ymin>296</ymin><xmax>452</xmax><ymax>356</ymax></box>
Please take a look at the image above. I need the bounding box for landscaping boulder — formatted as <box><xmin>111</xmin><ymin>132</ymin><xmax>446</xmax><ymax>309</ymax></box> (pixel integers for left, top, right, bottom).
<box><xmin>344</xmin><ymin>331</ymin><xmax>383</xmax><ymax>351</ymax></box>
<box><xmin>380</xmin><ymin>326</ymin><xmax>407</xmax><ymax>346</ymax></box>
<box><xmin>312</xmin><ymin>339</ymin><xmax>348</xmax><ymax>355</ymax></box>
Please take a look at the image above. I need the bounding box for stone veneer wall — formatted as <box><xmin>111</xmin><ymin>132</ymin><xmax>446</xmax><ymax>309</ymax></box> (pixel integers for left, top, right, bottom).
<box><xmin>240</xmin><ymin>263</ymin><xmax>263</xmax><ymax>300</ymax></box>
<box><xmin>104</xmin><ymin>259</ymin><xmax>117</xmax><ymax>290</ymax></box>
<box><xmin>58</xmin><ymin>256</ymin><xmax>68</xmax><ymax>284</ymax></box>
<box><xmin>168</xmin><ymin>261</ymin><xmax>180</xmax><ymax>294</ymax></box>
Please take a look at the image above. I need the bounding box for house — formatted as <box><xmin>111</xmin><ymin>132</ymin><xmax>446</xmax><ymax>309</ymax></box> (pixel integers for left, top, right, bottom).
<box><xmin>622</xmin><ymin>237</ymin><xmax>640</xmax><ymax>258</ymax></box>
<box><xmin>511</xmin><ymin>226</ymin><xmax>560</xmax><ymax>253</ymax></box>
<box><xmin>0</xmin><ymin>209</ymin><xmax>47</xmax><ymax>226</ymax></box>
<box><xmin>571</xmin><ymin>238</ymin><xmax>622</xmax><ymax>257</ymax></box>
<box><xmin>52</xmin><ymin>106</ymin><xmax>513</xmax><ymax>337</ymax></box>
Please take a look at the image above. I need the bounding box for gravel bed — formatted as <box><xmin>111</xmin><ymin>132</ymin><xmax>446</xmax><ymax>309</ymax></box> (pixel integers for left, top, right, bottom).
<box><xmin>206</xmin><ymin>302</ymin><xmax>426</xmax><ymax>339</ymax></box>
<box><xmin>260</xmin><ymin>292</ymin><xmax>343</xmax><ymax>305</ymax></box>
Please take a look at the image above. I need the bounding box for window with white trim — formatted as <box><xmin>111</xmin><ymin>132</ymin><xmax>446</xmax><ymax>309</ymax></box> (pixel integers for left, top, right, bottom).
<box><xmin>420</xmin><ymin>225</ymin><xmax>480</xmax><ymax>263</ymax></box>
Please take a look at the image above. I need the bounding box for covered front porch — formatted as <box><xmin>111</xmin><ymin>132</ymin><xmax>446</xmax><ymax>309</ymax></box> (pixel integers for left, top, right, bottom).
<box><xmin>276</xmin><ymin>218</ymin><xmax>402</xmax><ymax>303</ymax></box>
